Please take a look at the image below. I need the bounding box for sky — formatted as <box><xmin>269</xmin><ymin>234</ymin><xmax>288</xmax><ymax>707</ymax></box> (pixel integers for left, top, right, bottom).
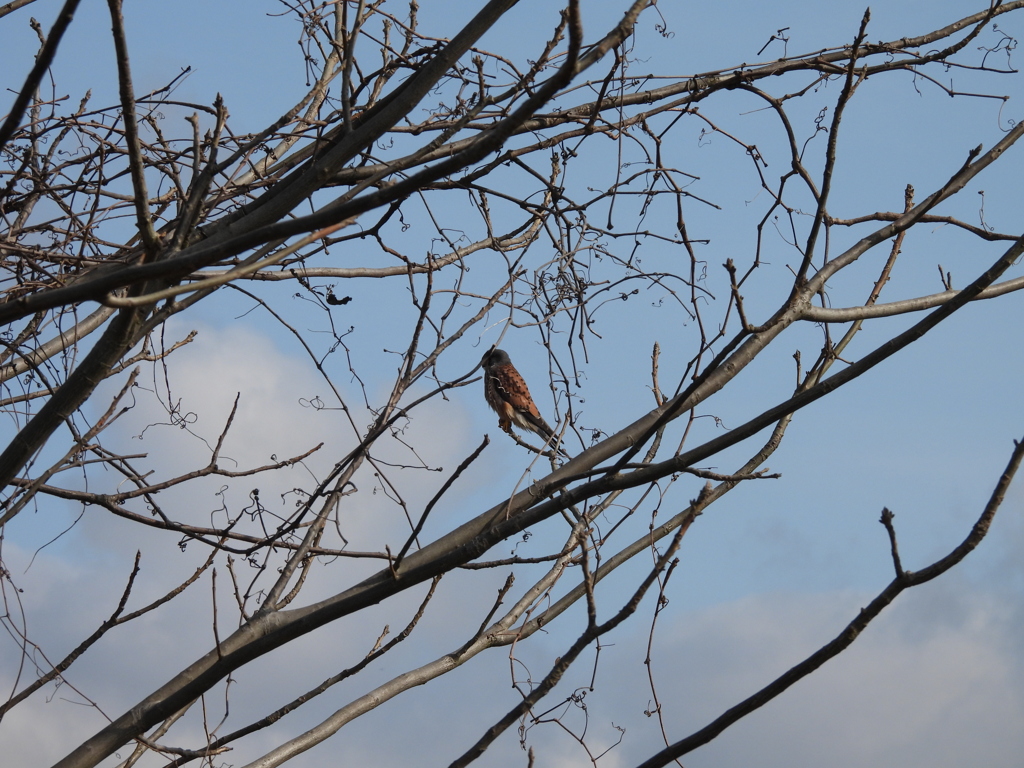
<box><xmin>2</xmin><ymin>1</ymin><xmax>1024</xmax><ymax>767</ymax></box>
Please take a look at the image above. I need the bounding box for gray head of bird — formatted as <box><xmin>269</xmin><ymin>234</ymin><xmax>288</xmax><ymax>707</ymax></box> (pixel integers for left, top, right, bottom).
<box><xmin>482</xmin><ymin>348</ymin><xmax>511</xmax><ymax>368</ymax></box>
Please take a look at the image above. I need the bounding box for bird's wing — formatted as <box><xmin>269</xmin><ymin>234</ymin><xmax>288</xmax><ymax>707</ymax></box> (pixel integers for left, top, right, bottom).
<box><xmin>491</xmin><ymin>363</ymin><xmax>563</xmax><ymax>449</ymax></box>
<box><xmin>493</xmin><ymin>364</ymin><xmax>538</xmax><ymax>414</ymax></box>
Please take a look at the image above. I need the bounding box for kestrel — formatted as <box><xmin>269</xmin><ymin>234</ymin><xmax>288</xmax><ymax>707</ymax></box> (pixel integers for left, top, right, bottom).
<box><xmin>482</xmin><ymin>348</ymin><xmax>559</xmax><ymax>447</ymax></box>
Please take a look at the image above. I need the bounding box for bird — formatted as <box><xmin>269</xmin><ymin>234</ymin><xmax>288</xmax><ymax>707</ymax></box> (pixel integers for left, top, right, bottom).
<box><xmin>481</xmin><ymin>348</ymin><xmax>561</xmax><ymax>449</ymax></box>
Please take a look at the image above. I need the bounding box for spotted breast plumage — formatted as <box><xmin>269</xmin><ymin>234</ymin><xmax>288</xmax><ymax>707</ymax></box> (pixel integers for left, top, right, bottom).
<box><xmin>482</xmin><ymin>348</ymin><xmax>558</xmax><ymax>444</ymax></box>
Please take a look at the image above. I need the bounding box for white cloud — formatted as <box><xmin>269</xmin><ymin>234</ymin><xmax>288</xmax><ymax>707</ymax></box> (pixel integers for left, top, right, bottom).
<box><xmin>584</xmin><ymin>582</ymin><xmax>1024</xmax><ymax>768</ymax></box>
<box><xmin>1</xmin><ymin>320</ymin><xmax>492</xmax><ymax>765</ymax></box>
<box><xmin>6</xmin><ymin>323</ymin><xmax>1024</xmax><ymax>768</ymax></box>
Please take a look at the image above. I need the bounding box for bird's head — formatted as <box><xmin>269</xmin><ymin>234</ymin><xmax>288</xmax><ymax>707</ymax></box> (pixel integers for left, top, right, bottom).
<box><xmin>482</xmin><ymin>348</ymin><xmax>511</xmax><ymax>369</ymax></box>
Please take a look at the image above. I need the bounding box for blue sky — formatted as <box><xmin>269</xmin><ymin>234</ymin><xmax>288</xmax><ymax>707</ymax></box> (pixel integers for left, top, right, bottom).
<box><xmin>2</xmin><ymin>1</ymin><xmax>1024</xmax><ymax>766</ymax></box>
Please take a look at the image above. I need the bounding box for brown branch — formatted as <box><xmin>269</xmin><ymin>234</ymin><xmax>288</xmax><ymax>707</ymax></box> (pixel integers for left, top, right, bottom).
<box><xmin>825</xmin><ymin>211</ymin><xmax>1017</xmax><ymax>241</ymax></box>
<box><xmin>0</xmin><ymin>0</ymin><xmax>40</xmax><ymax>19</ymax></box>
<box><xmin>0</xmin><ymin>0</ymin><xmax>82</xmax><ymax>150</ymax></box>
<box><xmin>105</xmin><ymin>0</ymin><xmax>159</xmax><ymax>255</ymax></box>
<box><xmin>802</xmin><ymin>274</ymin><xmax>1024</xmax><ymax>322</ymax></box>
<box><xmin>793</xmin><ymin>8</ymin><xmax>871</xmax><ymax>284</ymax></box>
<box><xmin>879</xmin><ymin>507</ymin><xmax>904</xmax><ymax>577</ymax></box>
